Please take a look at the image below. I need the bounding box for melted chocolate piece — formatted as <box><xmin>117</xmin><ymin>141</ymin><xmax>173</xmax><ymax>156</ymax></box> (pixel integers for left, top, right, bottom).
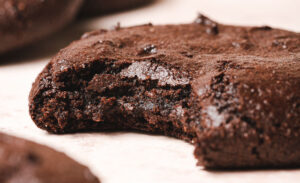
<box><xmin>194</xmin><ymin>13</ymin><xmax>219</xmax><ymax>35</ymax></box>
<box><xmin>138</xmin><ymin>44</ymin><xmax>157</xmax><ymax>55</ymax></box>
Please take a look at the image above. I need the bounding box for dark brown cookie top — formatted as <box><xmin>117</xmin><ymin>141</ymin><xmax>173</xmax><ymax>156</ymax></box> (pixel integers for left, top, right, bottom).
<box><xmin>47</xmin><ymin>16</ymin><xmax>299</xmax><ymax>72</ymax></box>
<box><xmin>0</xmin><ymin>0</ymin><xmax>83</xmax><ymax>54</ymax></box>
<box><xmin>43</xmin><ymin>16</ymin><xmax>299</xmax><ymax>90</ymax></box>
<box><xmin>0</xmin><ymin>132</ymin><xmax>100</xmax><ymax>183</ymax></box>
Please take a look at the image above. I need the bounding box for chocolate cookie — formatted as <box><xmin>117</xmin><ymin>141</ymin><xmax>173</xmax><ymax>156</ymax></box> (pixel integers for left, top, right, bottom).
<box><xmin>29</xmin><ymin>15</ymin><xmax>300</xmax><ymax>169</ymax></box>
<box><xmin>80</xmin><ymin>0</ymin><xmax>153</xmax><ymax>16</ymax></box>
<box><xmin>0</xmin><ymin>0</ymin><xmax>83</xmax><ymax>54</ymax></box>
<box><xmin>0</xmin><ymin>132</ymin><xmax>100</xmax><ymax>183</ymax></box>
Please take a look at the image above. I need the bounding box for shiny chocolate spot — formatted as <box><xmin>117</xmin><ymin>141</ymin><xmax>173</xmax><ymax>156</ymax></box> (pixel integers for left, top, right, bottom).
<box><xmin>272</xmin><ymin>40</ymin><xmax>288</xmax><ymax>49</ymax></box>
<box><xmin>120</xmin><ymin>61</ymin><xmax>190</xmax><ymax>86</ymax></box>
<box><xmin>138</xmin><ymin>44</ymin><xmax>157</xmax><ymax>55</ymax></box>
<box><xmin>206</xmin><ymin>24</ymin><xmax>219</xmax><ymax>35</ymax></box>
<box><xmin>232</xmin><ymin>42</ymin><xmax>241</xmax><ymax>48</ymax></box>
<box><xmin>81</xmin><ymin>29</ymin><xmax>107</xmax><ymax>39</ymax></box>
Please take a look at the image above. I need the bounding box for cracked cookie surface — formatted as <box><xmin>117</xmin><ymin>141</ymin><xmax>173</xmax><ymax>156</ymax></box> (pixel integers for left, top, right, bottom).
<box><xmin>29</xmin><ymin>15</ymin><xmax>300</xmax><ymax>168</ymax></box>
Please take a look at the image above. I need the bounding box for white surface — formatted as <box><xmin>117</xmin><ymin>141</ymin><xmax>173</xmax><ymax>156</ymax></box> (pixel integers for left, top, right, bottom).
<box><xmin>0</xmin><ymin>0</ymin><xmax>300</xmax><ymax>182</ymax></box>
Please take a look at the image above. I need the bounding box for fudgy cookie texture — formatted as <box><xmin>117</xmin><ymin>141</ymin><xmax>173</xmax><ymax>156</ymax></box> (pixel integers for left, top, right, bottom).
<box><xmin>0</xmin><ymin>132</ymin><xmax>100</xmax><ymax>183</ymax></box>
<box><xmin>29</xmin><ymin>15</ymin><xmax>300</xmax><ymax>168</ymax></box>
<box><xmin>80</xmin><ymin>0</ymin><xmax>153</xmax><ymax>16</ymax></box>
<box><xmin>0</xmin><ymin>0</ymin><xmax>83</xmax><ymax>54</ymax></box>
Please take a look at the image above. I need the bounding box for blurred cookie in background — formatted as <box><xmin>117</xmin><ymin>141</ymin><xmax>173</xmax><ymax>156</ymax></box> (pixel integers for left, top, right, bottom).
<box><xmin>80</xmin><ymin>0</ymin><xmax>154</xmax><ymax>16</ymax></box>
<box><xmin>0</xmin><ymin>132</ymin><xmax>100</xmax><ymax>183</ymax></box>
<box><xmin>0</xmin><ymin>0</ymin><xmax>83</xmax><ymax>55</ymax></box>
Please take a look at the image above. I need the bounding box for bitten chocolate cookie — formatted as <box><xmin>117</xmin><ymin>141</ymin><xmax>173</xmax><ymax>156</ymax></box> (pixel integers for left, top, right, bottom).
<box><xmin>0</xmin><ymin>0</ymin><xmax>83</xmax><ymax>54</ymax></box>
<box><xmin>0</xmin><ymin>132</ymin><xmax>100</xmax><ymax>183</ymax></box>
<box><xmin>29</xmin><ymin>15</ymin><xmax>300</xmax><ymax>169</ymax></box>
<box><xmin>80</xmin><ymin>0</ymin><xmax>153</xmax><ymax>16</ymax></box>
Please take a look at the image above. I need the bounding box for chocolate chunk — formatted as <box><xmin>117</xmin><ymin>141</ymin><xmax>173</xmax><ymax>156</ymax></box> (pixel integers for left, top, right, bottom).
<box><xmin>194</xmin><ymin>13</ymin><xmax>216</xmax><ymax>26</ymax></box>
<box><xmin>138</xmin><ymin>44</ymin><xmax>157</xmax><ymax>55</ymax></box>
<box><xmin>195</xmin><ymin>13</ymin><xmax>219</xmax><ymax>35</ymax></box>
<box><xmin>251</xmin><ymin>25</ymin><xmax>273</xmax><ymax>31</ymax></box>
